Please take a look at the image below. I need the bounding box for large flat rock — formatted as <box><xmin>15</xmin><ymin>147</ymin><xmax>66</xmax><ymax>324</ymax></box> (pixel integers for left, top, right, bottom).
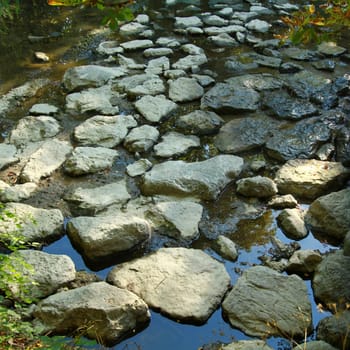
<box><xmin>107</xmin><ymin>247</ymin><xmax>230</xmax><ymax>324</ymax></box>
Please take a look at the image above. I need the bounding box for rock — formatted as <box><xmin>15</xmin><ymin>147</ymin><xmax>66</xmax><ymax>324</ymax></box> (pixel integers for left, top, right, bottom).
<box><xmin>174</xmin><ymin>16</ymin><xmax>203</xmax><ymax>29</ymax></box>
<box><xmin>143</xmin><ymin>47</ymin><xmax>174</xmax><ymax>57</ymax></box>
<box><xmin>154</xmin><ymin>131</ymin><xmax>200</xmax><ymax>158</ymax></box>
<box><xmin>204</xmin><ymin>25</ymin><xmax>246</xmax><ymax>36</ymax></box>
<box><xmin>268</xmin><ymin>194</ymin><xmax>298</xmax><ymax>209</ymax></box>
<box><xmin>215</xmin><ymin>117</ymin><xmax>277</xmax><ymax>153</ymax></box>
<box><xmin>4</xmin><ymin>250</ymin><xmax>75</xmax><ymax>300</ymax></box>
<box><xmin>0</xmin><ymin>144</ymin><xmax>18</xmax><ymax>170</ymax></box>
<box><xmin>126</xmin><ymin>159</ymin><xmax>153</xmax><ymax>177</ymax></box>
<box><xmin>221</xmin><ymin>340</ymin><xmax>274</xmax><ymax>350</ymax></box>
<box><xmin>96</xmin><ymin>41</ymin><xmax>123</xmax><ymax>56</ymax></box>
<box><xmin>263</xmin><ymin>90</ymin><xmax>318</xmax><ymax>120</ymax></box>
<box><xmin>0</xmin><ymin>181</ymin><xmax>37</xmax><ymax>202</ymax></box>
<box><xmin>282</xmin><ymin>47</ymin><xmax>317</xmax><ymax>61</ymax></box>
<box><xmin>20</xmin><ymin>139</ymin><xmax>73</xmax><ymax>183</ymax></box>
<box><xmin>317</xmin><ymin>310</ymin><xmax>350</xmax><ymax>350</ymax></box>
<box><xmin>292</xmin><ymin>340</ymin><xmax>339</xmax><ymax>350</ymax></box>
<box><xmin>176</xmin><ymin>110</ymin><xmax>224</xmax><ymax>135</ymax></box>
<box><xmin>134</xmin><ymin>95</ymin><xmax>178</xmax><ymax>123</ymax></box>
<box><xmin>168</xmin><ymin>77</ymin><xmax>204</xmax><ymax>102</ymax></box>
<box><xmin>265</xmin><ymin>117</ymin><xmax>331</xmax><ymax>161</ymax></box>
<box><xmin>201</xmin><ymin>83</ymin><xmax>260</xmax><ymax>113</ymax></box>
<box><xmin>245</xmin><ymin>19</ymin><xmax>271</xmax><ymax>33</ymax></box>
<box><xmin>117</xmin><ymin>54</ymin><xmax>145</xmax><ymax>70</ymax></box>
<box><xmin>120</xmin><ymin>39</ymin><xmax>154</xmax><ymax>51</ymax></box>
<box><xmin>317</xmin><ymin>42</ymin><xmax>347</xmax><ymax>57</ymax></box>
<box><xmin>136</xmin><ymin>14</ymin><xmax>149</xmax><ymax>24</ymax></box>
<box><xmin>124</xmin><ymin>125</ymin><xmax>159</xmax><ymax>152</ymax></box>
<box><xmin>208</xmin><ymin>33</ymin><xmax>238</xmax><ymax>47</ymax></box>
<box><xmin>172</xmin><ymin>54</ymin><xmax>208</xmax><ymax>71</ymax></box>
<box><xmin>34</xmin><ymin>51</ymin><xmax>49</xmax><ymax>62</ymax></box>
<box><xmin>313</xmin><ymin>250</ymin><xmax>350</xmax><ymax>309</ymax></box>
<box><xmin>213</xmin><ymin>235</ymin><xmax>238</xmax><ymax>261</ymax></box>
<box><xmin>274</xmin><ymin>159</ymin><xmax>350</xmax><ymax>200</ymax></box>
<box><xmin>286</xmin><ymin>250</ymin><xmax>322</xmax><ymax>276</ymax></box>
<box><xmin>312</xmin><ymin>59</ymin><xmax>336</xmax><ymax>72</ymax></box>
<box><xmin>33</xmin><ymin>282</ymin><xmax>150</xmax><ymax>346</ymax></box>
<box><xmin>225</xmin><ymin>73</ymin><xmax>284</xmax><ymax>92</ymax></box>
<box><xmin>222</xmin><ymin>266</ymin><xmax>312</xmax><ymax>338</ymax></box>
<box><xmin>142</xmin><ymin>155</ymin><xmax>244</xmax><ymax>200</ymax></box>
<box><xmin>344</xmin><ymin>232</ymin><xmax>350</xmax><ymax>256</ymax></box>
<box><xmin>64</xmin><ymin>180</ymin><xmax>131</xmax><ymax>215</ymax></box>
<box><xmin>63</xmin><ymin>147</ymin><xmax>118</xmax><ymax>176</ymax></box>
<box><xmin>305</xmin><ymin>189</ymin><xmax>350</xmax><ymax>243</ymax></box>
<box><xmin>63</xmin><ymin>65</ymin><xmax>126</xmax><ymax>92</ymax></box>
<box><xmin>203</xmin><ymin>14</ymin><xmax>228</xmax><ymax>26</ymax></box>
<box><xmin>107</xmin><ymin>247</ymin><xmax>230</xmax><ymax>323</ymax></box>
<box><xmin>146</xmin><ymin>201</ymin><xmax>203</xmax><ymax>241</ymax></box>
<box><xmin>73</xmin><ymin>115</ymin><xmax>137</xmax><ymax>148</ymax></box>
<box><xmin>66</xmin><ymin>85</ymin><xmax>120</xmax><ymax>115</ymax></box>
<box><xmin>119</xmin><ymin>22</ymin><xmax>148</xmax><ymax>36</ymax></box>
<box><xmin>156</xmin><ymin>37</ymin><xmax>181</xmax><ymax>48</ymax></box>
<box><xmin>335</xmin><ymin>126</ymin><xmax>350</xmax><ymax>166</ymax></box>
<box><xmin>8</xmin><ymin>116</ymin><xmax>61</xmax><ymax>146</ymax></box>
<box><xmin>277</xmin><ymin>208</ymin><xmax>308</xmax><ymax>240</ymax></box>
<box><xmin>145</xmin><ymin>56</ymin><xmax>170</xmax><ymax>75</ymax></box>
<box><xmin>279</xmin><ymin>62</ymin><xmax>304</xmax><ymax>73</ymax></box>
<box><xmin>29</xmin><ymin>103</ymin><xmax>59</xmax><ymax>116</ymax></box>
<box><xmin>236</xmin><ymin>176</ymin><xmax>278</xmax><ymax>198</ymax></box>
<box><xmin>248</xmin><ymin>53</ymin><xmax>282</xmax><ymax>69</ymax></box>
<box><xmin>67</xmin><ymin>214</ymin><xmax>151</xmax><ymax>261</ymax></box>
<box><xmin>0</xmin><ymin>202</ymin><xmax>63</xmax><ymax>244</ymax></box>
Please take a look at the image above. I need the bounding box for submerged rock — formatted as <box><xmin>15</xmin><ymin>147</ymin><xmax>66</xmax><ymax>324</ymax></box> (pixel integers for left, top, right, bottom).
<box><xmin>34</xmin><ymin>282</ymin><xmax>150</xmax><ymax>346</ymax></box>
<box><xmin>107</xmin><ymin>247</ymin><xmax>230</xmax><ymax>324</ymax></box>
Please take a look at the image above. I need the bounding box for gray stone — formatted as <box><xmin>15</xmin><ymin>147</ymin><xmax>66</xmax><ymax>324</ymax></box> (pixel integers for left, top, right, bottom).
<box><xmin>335</xmin><ymin>126</ymin><xmax>350</xmax><ymax>166</ymax></box>
<box><xmin>0</xmin><ymin>202</ymin><xmax>63</xmax><ymax>244</ymax></box>
<box><xmin>191</xmin><ymin>74</ymin><xmax>215</xmax><ymax>87</ymax></box>
<box><xmin>126</xmin><ymin>159</ymin><xmax>153</xmax><ymax>177</ymax></box>
<box><xmin>120</xmin><ymin>39</ymin><xmax>154</xmax><ymax>51</ymax></box>
<box><xmin>143</xmin><ymin>47</ymin><xmax>174</xmax><ymax>57</ymax></box>
<box><xmin>63</xmin><ymin>147</ymin><xmax>118</xmax><ymax>176</ymax></box>
<box><xmin>282</xmin><ymin>47</ymin><xmax>318</xmax><ymax>61</ymax></box>
<box><xmin>67</xmin><ymin>214</ymin><xmax>151</xmax><ymax>261</ymax></box>
<box><xmin>203</xmin><ymin>14</ymin><xmax>228</xmax><ymax>26</ymax></box>
<box><xmin>248</xmin><ymin>53</ymin><xmax>282</xmax><ymax>68</ymax></box>
<box><xmin>0</xmin><ymin>144</ymin><xmax>18</xmax><ymax>170</ymax></box>
<box><xmin>29</xmin><ymin>103</ymin><xmax>59</xmax><ymax>116</ymax></box>
<box><xmin>119</xmin><ymin>22</ymin><xmax>148</xmax><ymax>36</ymax></box>
<box><xmin>0</xmin><ymin>181</ymin><xmax>37</xmax><ymax>202</ymax></box>
<box><xmin>245</xmin><ymin>19</ymin><xmax>271</xmax><ymax>33</ymax></box>
<box><xmin>222</xmin><ymin>266</ymin><xmax>312</xmax><ymax>338</ymax></box>
<box><xmin>233</xmin><ymin>11</ymin><xmax>258</xmax><ymax>22</ymax></box>
<box><xmin>312</xmin><ymin>59</ymin><xmax>336</xmax><ymax>72</ymax></box>
<box><xmin>176</xmin><ymin>110</ymin><xmax>224</xmax><ymax>135</ymax></box>
<box><xmin>156</xmin><ymin>37</ymin><xmax>181</xmax><ymax>48</ymax></box>
<box><xmin>168</xmin><ymin>77</ymin><xmax>204</xmax><ymax>102</ymax></box>
<box><xmin>164</xmin><ymin>69</ymin><xmax>186</xmax><ymax>79</ymax></box>
<box><xmin>145</xmin><ymin>56</ymin><xmax>170</xmax><ymax>75</ymax></box>
<box><xmin>208</xmin><ymin>33</ymin><xmax>238</xmax><ymax>47</ymax></box>
<box><xmin>204</xmin><ymin>25</ymin><xmax>246</xmax><ymax>36</ymax></box>
<box><xmin>63</xmin><ymin>65</ymin><xmax>126</xmax><ymax>92</ymax></box>
<box><xmin>306</xmin><ymin>189</ymin><xmax>350</xmax><ymax>243</ymax></box>
<box><xmin>225</xmin><ymin>73</ymin><xmax>284</xmax><ymax>91</ymax></box>
<box><xmin>222</xmin><ymin>340</ymin><xmax>273</xmax><ymax>350</ymax></box>
<box><xmin>292</xmin><ymin>340</ymin><xmax>339</xmax><ymax>350</ymax></box>
<box><xmin>275</xmin><ymin>159</ymin><xmax>350</xmax><ymax>200</ymax></box>
<box><xmin>4</xmin><ymin>250</ymin><xmax>75</xmax><ymax>300</ymax></box>
<box><xmin>181</xmin><ymin>44</ymin><xmax>204</xmax><ymax>55</ymax></box>
<box><xmin>344</xmin><ymin>232</ymin><xmax>350</xmax><ymax>256</ymax></box>
<box><xmin>277</xmin><ymin>208</ymin><xmax>308</xmax><ymax>240</ymax></box>
<box><xmin>73</xmin><ymin>114</ymin><xmax>137</xmax><ymax>148</ymax></box>
<box><xmin>214</xmin><ymin>235</ymin><xmax>238</xmax><ymax>261</ymax></box>
<box><xmin>286</xmin><ymin>250</ymin><xmax>322</xmax><ymax>276</ymax></box>
<box><xmin>8</xmin><ymin>116</ymin><xmax>61</xmax><ymax>146</ymax></box>
<box><xmin>107</xmin><ymin>247</ymin><xmax>230</xmax><ymax>323</ymax></box>
<box><xmin>154</xmin><ymin>131</ymin><xmax>200</xmax><ymax>158</ymax></box>
<box><xmin>135</xmin><ymin>95</ymin><xmax>178</xmax><ymax>122</ymax></box>
<box><xmin>175</xmin><ymin>16</ymin><xmax>203</xmax><ymax>29</ymax></box>
<box><xmin>172</xmin><ymin>54</ymin><xmax>208</xmax><ymax>71</ymax></box>
<box><xmin>124</xmin><ymin>125</ymin><xmax>160</xmax><ymax>152</ymax></box>
<box><xmin>96</xmin><ymin>41</ymin><xmax>123</xmax><ymax>56</ymax></box>
<box><xmin>142</xmin><ymin>155</ymin><xmax>244</xmax><ymax>200</ymax></box>
<box><xmin>33</xmin><ymin>282</ymin><xmax>150</xmax><ymax>346</ymax></box>
<box><xmin>317</xmin><ymin>42</ymin><xmax>347</xmax><ymax>57</ymax></box>
<box><xmin>268</xmin><ymin>194</ymin><xmax>298</xmax><ymax>209</ymax></box>
<box><xmin>236</xmin><ymin>176</ymin><xmax>278</xmax><ymax>198</ymax></box>
<box><xmin>64</xmin><ymin>180</ymin><xmax>131</xmax><ymax>215</ymax></box>
<box><xmin>250</xmin><ymin>5</ymin><xmax>274</xmax><ymax>15</ymax></box>
<box><xmin>117</xmin><ymin>54</ymin><xmax>145</xmax><ymax>70</ymax></box>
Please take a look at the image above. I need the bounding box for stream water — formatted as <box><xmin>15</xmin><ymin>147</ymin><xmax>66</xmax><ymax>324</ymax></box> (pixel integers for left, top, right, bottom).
<box><xmin>0</xmin><ymin>1</ymin><xmax>346</xmax><ymax>349</ymax></box>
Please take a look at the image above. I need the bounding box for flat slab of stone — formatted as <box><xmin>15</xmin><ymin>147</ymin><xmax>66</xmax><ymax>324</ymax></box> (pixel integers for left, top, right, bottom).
<box><xmin>317</xmin><ymin>42</ymin><xmax>347</xmax><ymax>57</ymax></box>
<box><xmin>134</xmin><ymin>95</ymin><xmax>178</xmax><ymax>123</ymax></box>
<box><xmin>107</xmin><ymin>247</ymin><xmax>230</xmax><ymax>323</ymax></box>
<box><xmin>274</xmin><ymin>159</ymin><xmax>350</xmax><ymax>200</ymax></box>
<box><xmin>120</xmin><ymin>39</ymin><xmax>154</xmax><ymax>51</ymax></box>
<box><xmin>0</xmin><ymin>203</ymin><xmax>63</xmax><ymax>243</ymax></box>
<box><xmin>29</xmin><ymin>103</ymin><xmax>59</xmax><ymax>116</ymax></box>
<box><xmin>124</xmin><ymin>125</ymin><xmax>159</xmax><ymax>152</ymax></box>
<box><xmin>222</xmin><ymin>266</ymin><xmax>312</xmax><ymax>338</ymax></box>
<box><xmin>168</xmin><ymin>77</ymin><xmax>204</xmax><ymax>103</ymax></box>
<box><xmin>64</xmin><ymin>180</ymin><xmax>131</xmax><ymax>215</ymax></box>
<box><xmin>0</xmin><ymin>181</ymin><xmax>37</xmax><ymax>202</ymax></box>
<box><xmin>141</xmin><ymin>155</ymin><xmax>244</xmax><ymax>200</ymax></box>
<box><xmin>63</xmin><ymin>65</ymin><xmax>126</xmax><ymax>92</ymax></box>
<box><xmin>63</xmin><ymin>147</ymin><xmax>118</xmax><ymax>176</ymax></box>
<box><xmin>0</xmin><ymin>144</ymin><xmax>18</xmax><ymax>170</ymax></box>
<box><xmin>73</xmin><ymin>115</ymin><xmax>137</xmax><ymax>148</ymax></box>
<box><xmin>172</xmin><ymin>54</ymin><xmax>208</xmax><ymax>71</ymax></box>
<box><xmin>222</xmin><ymin>340</ymin><xmax>274</xmax><ymax>350</ymax></box>
<box><xmin>20</xmin><ymin>139</ymin><xmax>73</xmax><ymax>183</ymax></box>
<box><xmin>67</xmin><ymin>214</ymin><xmax>151</xmax><ymax>261</ymax></box>
<box><xmin>34</xmin><ymin>282</ymin><xmax>150</xmax><ymax>346</ymax></box>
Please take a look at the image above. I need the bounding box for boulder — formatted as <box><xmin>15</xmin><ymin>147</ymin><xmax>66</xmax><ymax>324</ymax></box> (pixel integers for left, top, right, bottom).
<box><xmin>33</xmin><ymin>282</ymin><xmax>150</xmax><ymax>346</ymax></box>
<box><xmin>0</xmin><ymin>181</ymin><xmax>37</xmax><ymax>202</ymax></box>
<box><xmin>73</xmin><ymin>115</ymin><xmax>137</xmax><ymax>148</ymax></box>
<box><xmin>277</xmin><ymin>208</ymin><xmax>308</xmax><ymax>240</ymax></box>
<box><xmin>126</xmin><ymin>159</ymin><xmax>153</xmax><ymax>177</ymax></box>
<box><xmin>8</xmin><ymin>116</ymin><xmax>61</xmax><ymax>146</ymax></box>
<box><xmin>245</xmin><ymin>19</ymin><xmax>271</xmax><ymax>33</ymax></box>
<box><xmin>67</xmin><ymin>214</ymin><xmax>151</xmax><ymax>261</ymax></box>
<box><xmin>20</xmin><ymin>139</ymin><xmax>73</xmax><ymax>183</ymax></box>
<box><xmin>116</xmin><ymin>73</ymin><xmax>165</xmax><ymax>96</ymax></box>
<box><xmin>123</xmin><ymin>125</ymin><xmax>160</xmax><ymax>152</ymax></box>
<box><xmin>145</xmin><ymin>56</ymin><xmax>170</xmax><ymax>75</ymax></box>
<box><xmin>305</xmin><ymin>188</ymin><xmax>350</xmax><ymax>243</ymax></box>
<box><xmin>63</xmin><ymin>65</ymin><xmax>126</xmax><ymax>92</ymax></box>
<box><xmin>274</xmin><ymin>159</ymin><xmax>350</xmax><ymax>200</ymax></box>
<box><xmin>222</xmin><ymin>266</ymin><xmax>312</xmax><ymax>338</ymax></box>
<box><xmin>0</xmin><ymin>202</ymin><xmax>63</xmax><ymax>244</ymax></box>
<box><xmin>107</xmin><ymin>247</ymin><xmax>230</xmax><ymax>323</ymax></box>
<box><xmin>292</xmin><ymin>340</ymin><xmax>339</xmax><ymax>350</ymax></box>
<box><xmin>286</xmin><ymin>250</ymin><xmax>322</xmax><ymax>276</ymax></box>
<box><xmin>0</xmin><ymin>144</ymin><xmax>18</xmax><ymax>170</ymax></box>
<box><xmin>63</xmin><ymin>147</ymin><xmax>118</xmax><ymax>176</ymax></box>
<box><xmin>213</xmin><ymin>235</ymin><xmax>238</xmax><ymax>261</ymax></box>
<box><xmin>172</xmin><ymin>54</ymin><xmax>208</xmax><ymax>71</ymax></box>
<box><xmin>267</xmin><ymin>194</ymin><xmax>298</xmax><ymax>209</ymax></box>
<box><xmin>236</xmin><ymin>176</ymin><xmax>278</xmax><ymax>198</ymax></box>
<box><xmin>134</xmin><ymin>95</ymin><xmax>178</xmax><ymax>123</ymax></box>
<box><xmin>312</xmin><ymin>250</ymin><xmax>350</xmax><ymax>309</ymax></box>
<box><xmin>4</xmin><ymin>250</ymin><xmax>75</xmax><ymax>300</ymax></box>
<box><xmin>154</xmin><ymin>132</ymin><xmax>200</xmax><ymax>158</ymax></box>
<box><xmin>141</xmin><ymin>155</ymin><xmax>244</xmax><ymax>200</ymax></box>
<box><xmin>64</xmin><ymin>180</ymin><xmax>131</xmax><ymax>215</ymax></box>
<box><xmin>168</xmin><ymin>77</ymin><xmax>204</xmax><ymax>102</ymax></box>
